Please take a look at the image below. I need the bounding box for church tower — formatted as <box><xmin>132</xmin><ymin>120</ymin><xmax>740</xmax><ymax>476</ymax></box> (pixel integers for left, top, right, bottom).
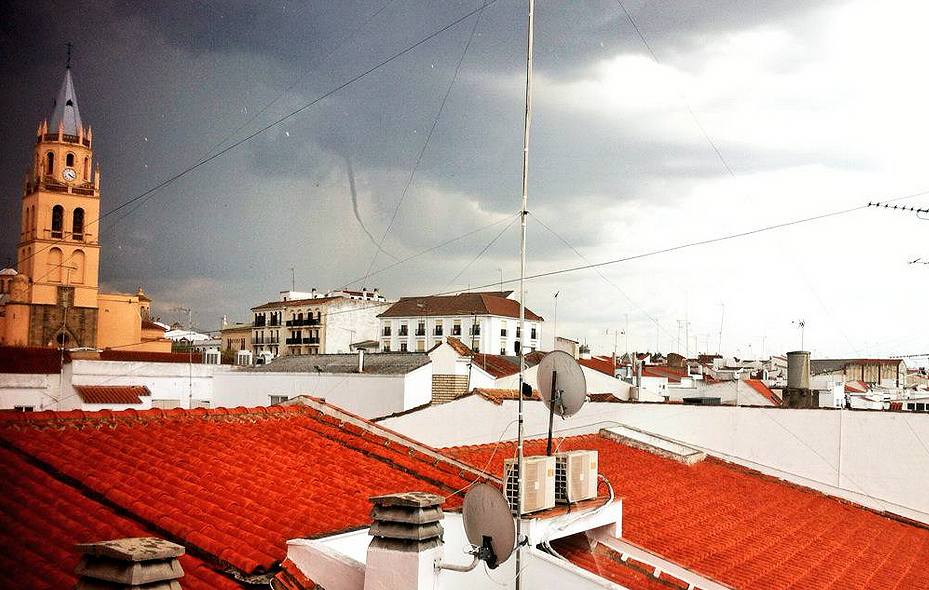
<box><xmin>15</xmin><ymin>64</ymin><xmax>101</xmax><ymax>347</ymax></box>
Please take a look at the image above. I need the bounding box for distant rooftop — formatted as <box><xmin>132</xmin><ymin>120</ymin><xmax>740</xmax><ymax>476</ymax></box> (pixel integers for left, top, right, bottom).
<box><xmin>247</xmin><ymin>352</ymin><xmax>430</xmax><ymax>375</ymax></box>
<box><xmin>378</xmin><ymin>291</ymin><xmax>542</xmax><ymax>321</ymax></box>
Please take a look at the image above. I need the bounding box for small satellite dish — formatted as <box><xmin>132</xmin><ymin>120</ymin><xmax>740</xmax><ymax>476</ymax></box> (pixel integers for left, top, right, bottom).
<box><xmin>537</xmin><ymin>350</ymin><xmax>587</xmax><ymax>418</ymax></box>
<box><xmin>462</xmin><ymin>483</ymin><xmax>516</xmax><ymax>569</ymax></box>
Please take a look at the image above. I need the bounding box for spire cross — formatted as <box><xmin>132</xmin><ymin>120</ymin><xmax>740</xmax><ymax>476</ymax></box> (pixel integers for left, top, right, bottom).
<box><xmin>66</xmin><ymin>42</ymin><xmax>73</xmax><ymax>69</ymax></box>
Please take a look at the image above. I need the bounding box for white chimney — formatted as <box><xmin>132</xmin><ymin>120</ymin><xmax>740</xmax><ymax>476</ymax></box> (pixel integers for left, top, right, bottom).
<box><xmin>358</xmin><ymin>348</ymin><xmax>365</xmax><ymax>373</ymax></box>
<box><xmin>365</xmin><ymin>492</ymin><xmax>444</xmax><ymax>590</ymax></box>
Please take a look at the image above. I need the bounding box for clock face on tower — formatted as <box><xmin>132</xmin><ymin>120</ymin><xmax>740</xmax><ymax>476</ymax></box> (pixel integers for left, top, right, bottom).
<box><xmin>62</xmin><ymin>167</ymin><xmax>77</xmax><ymax>182</ymax></box>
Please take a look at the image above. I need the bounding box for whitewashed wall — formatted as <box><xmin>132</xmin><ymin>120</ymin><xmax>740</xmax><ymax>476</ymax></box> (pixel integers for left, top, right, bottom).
<box><xmin>0</xmin><ymin>371</ymin><xmax>61</xmax><ymax>410</ymax></box>
<box><xmin>69</xmin><ymin>359</ymin><xmax>221</xmax><ymax>409</ymax></box>
<box><xmin>381</xmin><ymin>400</ymin><xmax>929</xmax><ymax>525</ymax></box>
<box><xmin>213</xmin><ymin>363</ymin><xmax>433</xmax><ymax>418</ymax></box>
<box><xmin>496</xmin><ymin>364</ymin><xmax>633</xmax><ymax>398</ymax></box>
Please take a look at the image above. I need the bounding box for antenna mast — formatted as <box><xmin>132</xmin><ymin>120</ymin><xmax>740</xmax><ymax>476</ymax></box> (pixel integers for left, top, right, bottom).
<box><xmin>516</xmin><ymin>0</ymin><xmax>535</xmax><ymax>587</ymax></box>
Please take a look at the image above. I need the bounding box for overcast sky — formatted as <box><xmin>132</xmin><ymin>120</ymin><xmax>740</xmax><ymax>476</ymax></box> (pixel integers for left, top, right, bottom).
<box><xmin>2</xmin><ymin>0</ymin><xmax>927</xmax><ymax>359</ymax></box>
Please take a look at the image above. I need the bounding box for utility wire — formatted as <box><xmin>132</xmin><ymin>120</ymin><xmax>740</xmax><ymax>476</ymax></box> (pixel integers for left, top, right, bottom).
<box><xmin>269</xmin><ymin>189</ymin><xmax>929</xmax><ymax>326</ymax></box>
<box><xmin>339</xmin><ymin>212</ymin><xmax>517</xmax><ymax>289</ymax></box>
<box><xmin>15</xmin><ymin>0</ymin><xmax>499</xmax><ymax>272</ymax></box>
<box><xmin>103</xmin><ymin>0</ymin><xmax>402</xmax><ymax>237</ymax></box>
<box><xmin>530</xmin><ymin>211</ymin><xmax>678</xmax><ymax>344</ymax></box>
<box><xmin>444</xmin><ymin>212</ymin><xmax>519</xmax><ymax>289</ymax></box>
<box><xmin>360</xmin><ymin>1</ymin><xmax>489</xmax><ymax>285</ymax></box>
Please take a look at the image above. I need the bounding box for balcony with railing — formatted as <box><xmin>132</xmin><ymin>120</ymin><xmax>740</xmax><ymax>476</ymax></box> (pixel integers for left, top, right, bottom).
<box><xmin>470</xmin><ymin>326</ymin><xmax>481</xmax><ymax>336</ymax></box>
<box><xmin>382</xmin><ymin>327</ymin><xmax>392</xmax><ymax>336</ymax></box>
<box><xmin>302</xmin><ymin>337</ymin><xmax>320</xmax><ymax>345</ymax></box>
<box><xmin>452</xmin><ymin>326</ymin><xmax>462</xmax><ymax>336</ymax></box>
<box><xmin>285</xmin><ymin>337</ymin><xmax>302</xmax><ymax>345</ymax></box>
<box><xmin>433</xmin><ymin>327</ymin><xmax>443</xmax><ymax>336</ymax></box>
<box><xmin>415</xmin><ymin>327</ymin><xmax>426</xmax><ymax>337</ymax></box>
<box><xmin>399</xmin><ymin>327</ymin><xmax>409</xmax><ymax>336</ymax></box>
<box><xmin>286</xmin><ymin>317</ymin><xmax>321</xmax><ymax>327</ymax></box>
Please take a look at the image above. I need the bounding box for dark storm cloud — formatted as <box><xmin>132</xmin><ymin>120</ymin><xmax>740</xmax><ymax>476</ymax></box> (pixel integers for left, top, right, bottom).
<box><xmin>0</xmin><ymin>0</ymin><xmax>837</xmax><ymax>324</ymax></box>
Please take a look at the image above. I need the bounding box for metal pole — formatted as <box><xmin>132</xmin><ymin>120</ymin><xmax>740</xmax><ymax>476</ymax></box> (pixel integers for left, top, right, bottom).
<box><xmin>516</xmin><ymin>0</ymin><xmax>534</xmax><ymax>586</ymax></box>
<box><xmin>546</xmin><ymin>370</ymin><xmax>557</xmax><ymax>456</ymax></box>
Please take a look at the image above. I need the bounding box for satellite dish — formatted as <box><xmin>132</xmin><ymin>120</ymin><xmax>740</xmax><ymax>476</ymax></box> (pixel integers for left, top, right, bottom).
<box><xmin>537</xmin><ymin>350</ymin><xmax>587</xmax><ymax>418</ymax></box>
<box><xmin>462</xmin><ymin>483</ymin><xmax>516</xmax><ymax>569</ymax></box>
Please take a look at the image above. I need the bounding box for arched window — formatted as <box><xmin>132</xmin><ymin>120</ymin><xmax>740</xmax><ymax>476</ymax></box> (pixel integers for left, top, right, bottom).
<box><xmin>72</xmin><ymin>208</ymin><xmax>84</xmax><ymax>240</ymax></box>
<box><xmin>66</xmin><ymin>153</ymin><xmax>75</xmax><ymax>167</ymax></box>
<box><xmin>46</xmin><ymin>152</ymin><xmax>54</xmax><ymax>176</ymax></box>
<box><xmin>48</xmin><ymin>247</ymin><xmax>63</xmax><ymax>282</ymax></box>
<box><xmin>51</xmin><ymin>205</ymin><xmax>64</xmax><ymax>238</ymax></box>
<box><xmin>83</xmin><ymin>157</ymin><xmax>89</xmax><ymax>180</ymax></box>
<box><xmin>72</xmin><ymin>250</ymin><xmax>85</xmax><ymax>284</ymax></box>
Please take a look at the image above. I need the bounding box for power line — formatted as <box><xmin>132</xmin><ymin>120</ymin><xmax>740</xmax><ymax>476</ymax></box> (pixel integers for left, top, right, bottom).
<box><xmin>445</xmin><ymin>212</ymin><xmax>519</xmax><ymax>289</ymax></box>
<box><xmin>14</xmin><ymin>0</ymin><xmax>499</xmax><ymax>273</ymax></box>
<box><xmin>530</xmin><ymin>211</ymin><xmax>678</xmax><ymax>344</ymax></box>
<box><xmin>339</xmin><ymin>212</ymin><xmax>518</xmax><ymax>289</ymax></box>
<box><xmin>283</xmin><ymin>189</ymin><xmax>929</xmax><ymax>326</ymax></box>
<box><xmin>103</xmin><ymin>0</ymin><xmax>402</xmax><ymax>235</ymax></box>
<box><xmin>360</xmin><ymin>0</ymin><xmax>490</xmax><ymax>285</ymax></box>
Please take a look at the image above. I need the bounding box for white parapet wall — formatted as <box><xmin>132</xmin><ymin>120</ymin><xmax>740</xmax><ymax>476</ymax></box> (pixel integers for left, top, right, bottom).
<box><xmin>381</xmin><ymin>400</ymin><xmax>929</xmax><ymax>525</ymax></box>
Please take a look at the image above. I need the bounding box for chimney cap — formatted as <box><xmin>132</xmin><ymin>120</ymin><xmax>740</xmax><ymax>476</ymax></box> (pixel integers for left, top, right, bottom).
<box><xmin>370</xmin><ymin>491</ymin><xmax>443</xmax><ymax>508</ymax></box>
<box><xmin>76</xmin><ymin>537</ymin><xmax>184</xmax><ymax>562</ymax></box>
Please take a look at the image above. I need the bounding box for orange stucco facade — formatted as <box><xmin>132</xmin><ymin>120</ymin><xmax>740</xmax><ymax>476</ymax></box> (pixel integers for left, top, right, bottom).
<box><xmin>0</xmin><ymin>66</ymin><xmax>169</xmax><ymax>353</ymax></box>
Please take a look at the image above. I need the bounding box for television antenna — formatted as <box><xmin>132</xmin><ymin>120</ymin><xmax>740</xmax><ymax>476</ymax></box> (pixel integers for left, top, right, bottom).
<box><xmin>537</xmin><ymin>350</ymin><xmax>587</xmax><ymax>455</ymax></box>
<box><xmin>435</xmin><ymin>483</ymin><xmax>516</xmax><ymax>572</ymax></box>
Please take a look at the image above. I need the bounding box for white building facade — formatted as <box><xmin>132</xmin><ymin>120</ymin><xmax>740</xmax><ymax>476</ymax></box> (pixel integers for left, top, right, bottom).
<box><xmin>377</xmin><ymin>292</ymin><xmax>542</xmax><ymax>355</ymax></box>
<box><xmin>251</xmin><ymin>289</ymin><xmax>388</xmax><ymax>360</ymax></box>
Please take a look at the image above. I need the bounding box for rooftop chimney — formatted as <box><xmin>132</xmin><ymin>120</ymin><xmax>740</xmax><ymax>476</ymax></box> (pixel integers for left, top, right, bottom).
<box><xmin>75</xmin><ymin>537</ymin><xmax>185</xmax><ymax>589</ymax></box>
<box><xmin>365</xmin><ymin>492</ymin><xmax>444</xmax><ymax>590</ymax></box>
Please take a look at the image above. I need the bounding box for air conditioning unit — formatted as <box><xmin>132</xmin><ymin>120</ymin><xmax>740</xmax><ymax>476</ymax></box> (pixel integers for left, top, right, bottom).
<box><xmin>555</xmin><ymin>450</ymin><xmax>598</xmax><ymax>504</ymax></box>
<box><xmin>503</xmin><ymin>455</ymin><xmax>555</xmax><ymax>514</ymax></box>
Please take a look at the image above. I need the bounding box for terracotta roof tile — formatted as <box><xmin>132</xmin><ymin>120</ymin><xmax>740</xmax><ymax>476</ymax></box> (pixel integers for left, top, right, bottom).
<box><xmin>251</xmin><ymin>296</ymin><xmax>344</xmax><ymax>311</ymax></box>
<box><xmin>744</xmin><ymin>379</ymin><xmax>781</xmax><ymax>406</ymax></box>
<box><xmin>552</xmin><ymin>534</ymin><xmax>689</xmax><ymax>590</ymax></box>
<box><xmin>378</xmin><ymin>292</ymin><xmax>542</xmax><ymax>321</ymax></box>
<box><xmin>0</xmin><ymin>446</ymin><xmax>240</xmax><ymax>590</ymax></box>
<box><xmin>0</xmin><ymin>404</ymin><xmax>481</xmax><ymax>580</ymax></box>
<box><xmin>74</xmin><ymin>385</ymin><xmax>150</xmax><ymax>404</ymax></box>
<box><xmin>470</xmin><ymin>388</ymin><xmax>541</xmax><ymax>404</ymax></box>
<box><xmin>444</xmin><ymin>434</ymin><xmax>929</xmax><ymax>590</ymax></box>
<box><xmin>641</xmin><ymin>365</ymin><xmax>689</xmax><ymax>383</ymax></box>
<box><xmin>271</xmin><ymin>558</ymin><xmax>317</xmax><ymax>590</ymax></box>
<box><xmin>470</xmin><ymin>354</ymin><xmax>520</xmax><ymax>378</ymax></box>
<box><xmin>578</xmin><ymin>356</ymin><xmax>616</xmax><ymax>376</ymax></box>
<box><xmin>0</xmin><ymin>346</ymin><xmax>68</xmax><ymax>374</ymax></box>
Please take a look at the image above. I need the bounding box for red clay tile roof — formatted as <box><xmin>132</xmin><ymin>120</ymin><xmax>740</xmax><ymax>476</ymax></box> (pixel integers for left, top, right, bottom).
<box><xmin>0</xmin><ymin>404</ymin><xmax>482</xmax><ymax>581</ymax></box>
<box><xmin>377</xmin><ymin>292</ymin><xmax>542</xmax><ymax>321</ymax></box>
<box><xmin>98</xmin><ymin>350</ymin><xmax>203</xmax><ymax>363</ymax></box>
<box><xmin>641</xmin><ymin>365</ymin><xmax>689</xmax><ymax>383</ymax></box>
<box><xmin>74</xmin><ymin>385</ymin><xmax>150</xmax><ymax>404</ymax></box>
<box><xmin>551</xmin><ymin>534</ymin><xmax>690</xmax><ymax>590</ymax></box>
<box><xmin>845</xmin><ymin>380</ymin><xmax>869</xmax><ymax>393</ymax></box>
<box><xmin>587</xmin><ymin>392</ymin><xmax>624</xmax><ymax>403</ymax></box>
<box><xmin>251</xmin><ymin>296</ymin><xmax>344</xmax><ymax>311</ymax></box>
<box><xmin>0</xmin><ymin>445</ymin><xmax>240</xmax><ymax>590</ymax></box>
<box><xmin>271</xmin><ymin>558</ymin><xmax>317</xmax><ymax>590</ymax></box>
<box><xmin>0</xmin><ymin>346</ymin><xmax>69</xmax><ymax>374</ymax></box>
<box><xmin>470</xmin><ymin>388</ymin><xmax>541</xmax><ymax>404</ymax></box>
<box><xmin>141</xmin><ymin>319</ymin><xmax>167</xmax><ymax>332</ymax></box>
<box><xmin>744</xmin><ymin>379</ymin><xmax>781</xmax><ymax>406</ymax></box>
<box><xmin>471</xmin><ymin>354</ymin><xmax>520</xmax><ymax>378</ymax></box>
<box><xmin>445</xmin><ymin>336</ymin><xmax>475</xmax><ymax>357</ymax></box>
<box><xmin>578</xmin><ymin>356</ymin><xmax>616</xmax><ymax>376</ymax></box>
<box><xmin>444</xmin><ymin>434</ymin><xmax>929</xmax><ymax>590</ymax></box>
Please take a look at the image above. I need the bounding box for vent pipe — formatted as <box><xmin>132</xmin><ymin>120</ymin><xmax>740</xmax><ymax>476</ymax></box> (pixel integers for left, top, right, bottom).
<box><xmin>75</xmin><ymin>537</ymin><xmax>185</xmax><ymax>589</ymax></box>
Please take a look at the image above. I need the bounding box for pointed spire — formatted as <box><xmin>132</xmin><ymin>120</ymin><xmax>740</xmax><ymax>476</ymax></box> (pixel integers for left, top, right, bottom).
<box><xmin>49</xmin><ymin>68</ymin><xmax>83</xmax><ymax>136</ymax></box>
